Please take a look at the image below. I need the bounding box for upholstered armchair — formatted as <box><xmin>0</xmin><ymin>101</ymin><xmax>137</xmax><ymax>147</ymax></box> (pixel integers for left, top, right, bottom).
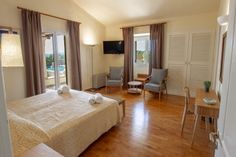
<box><xmin>143</xmin><ymin>68</ymin><xmax>168</xmax><ymax>99</ymax></box>
<box><xmin>106</xmin><ymin>67</ymin><xmax>123</xmax><ymax>93</ymax></box>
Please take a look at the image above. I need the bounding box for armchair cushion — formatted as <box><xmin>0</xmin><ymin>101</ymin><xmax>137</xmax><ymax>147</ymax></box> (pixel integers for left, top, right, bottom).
<box><xmin>150</xmin><ymin>68</ymin><xmax>167</xmax><ymax>84</ymax></box>
<box><xmin>144</xmin><ymin>83</ymin><xmax>161</xmax><ymax>92</ymax></box>
<box><xmin>109</xmin><ymin>67</ymin><xmax>123</xmax><ymax>80</ymax></box>
<box><xmin>106</xmin><ymin>80</ymin><xmax>123</xmax><ymax>86</ymax></box>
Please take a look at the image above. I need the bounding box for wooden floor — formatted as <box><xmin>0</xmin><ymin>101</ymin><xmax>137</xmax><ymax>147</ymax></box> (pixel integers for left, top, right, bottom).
<box><xmin>80</xmin><ymin>88</ymin><xmax>214</xmax><ymax>157</ymax></box>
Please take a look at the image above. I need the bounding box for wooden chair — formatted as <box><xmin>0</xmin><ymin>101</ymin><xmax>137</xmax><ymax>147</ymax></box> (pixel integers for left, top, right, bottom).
<box><xmin>181</xmin><ymin>87</ymin><xmax>195</xmax><ymax>136</ymax></box>
<box><xmin>181</xmin><ymin>87</ymin><xmax>211</xmax><ymax>137</ymax></box>
<box><xmin>143</xmin><ymin>68</ymin><xmax>168</xmax><ymax>99</ymax></box>
<box><xmin>106</xmin><ymin>67</ymin><xmax>123</xmax><ymax>93</ymax></box>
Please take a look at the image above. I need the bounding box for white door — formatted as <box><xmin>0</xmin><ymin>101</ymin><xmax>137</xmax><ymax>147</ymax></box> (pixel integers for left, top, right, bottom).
<box><xmin>215</xmin><ymin>0</ymin><xmax>236</xmax><ymax>156</ymax></box>
<box><xmin>187</xmin><ymin>32</ymin><xmax>214</xmax><ymax>96</ymax></box>
<box><xmin>167</xmin><ymin>33</ymin><xmax>189</xmax><ymax>95</ymax></box>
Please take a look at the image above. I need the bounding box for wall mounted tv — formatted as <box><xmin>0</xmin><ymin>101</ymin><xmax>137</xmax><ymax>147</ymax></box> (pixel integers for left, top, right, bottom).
<box><xmin>103</xmin><ymin>40</ymin><xmax>124</xmax><ymax>54</ymax></box>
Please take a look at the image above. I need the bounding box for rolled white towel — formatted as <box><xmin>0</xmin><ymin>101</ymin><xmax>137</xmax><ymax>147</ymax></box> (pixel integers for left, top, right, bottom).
<box><xmin>57</xmin><ymin>87</ymin><xmax>63</xmax><ymax>95</ymax></box>
<box><xmin>57</xmin><ymin>85</ymin><xmax>70</xmax><ymax>95</ymax></box>
<box><xmin>89</xmin><ymin>96</ymin><xmax>96</xmax><ymax>105</ymax></box>
<box><xmin>62</xmin><ymin>85</ymin><xmax>70</xmax><ymax>93</ymax></box>
<box><xmin>95</xmin><ymin>93</ymin><xmax>103</xmax><ymax>104</ymax></box>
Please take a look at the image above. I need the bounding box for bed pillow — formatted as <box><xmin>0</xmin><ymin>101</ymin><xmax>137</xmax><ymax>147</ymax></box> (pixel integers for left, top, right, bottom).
<box><xmin>7</xmin><ymin>110</ymin><xmax>50</xmax><ymax>156</ymax></box>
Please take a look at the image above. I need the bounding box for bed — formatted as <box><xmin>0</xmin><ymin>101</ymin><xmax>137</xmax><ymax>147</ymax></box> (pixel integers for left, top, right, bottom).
<box><xmin>7</xmin><ymin>90</ymin><xmax>122</xmax><ymax>157</ymax></box>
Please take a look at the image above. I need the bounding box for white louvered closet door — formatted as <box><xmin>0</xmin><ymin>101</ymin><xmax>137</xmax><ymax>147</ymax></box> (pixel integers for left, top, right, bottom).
<box><xmin>167</xmin><ymin>32</ymin><xmax>214</xmax><ymax>96</ymax></box>
<box><xmin>187</xmin><ymin>32</ymin><xmax>214</xmax><ymax>96</ymax></box>
<box><xmin>167</xmin><ymin>34</ymin><xmax>188</xmax><ymax>95</ymax></box>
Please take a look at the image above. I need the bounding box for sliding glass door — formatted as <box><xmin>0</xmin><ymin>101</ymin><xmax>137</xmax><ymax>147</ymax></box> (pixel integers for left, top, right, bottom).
<box><xmin>43</xmin><ymin>33</ymin><xmax>67</xmax><ymax>89</ymax></box>
<box><xmin>56</xmin><ymin>35</ymin><xmax>67</xmax><ymax>87</ymax></box>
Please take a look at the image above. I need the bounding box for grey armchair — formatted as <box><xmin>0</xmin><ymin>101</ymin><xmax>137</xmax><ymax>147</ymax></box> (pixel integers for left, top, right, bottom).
<box><xmin>143</xmin><ymin>68</ymin><xmax>168</xmax><ymax>99</ymax></box>
<box><xmin>106</xmin><ymin>67</ymin><xmax>123</xmax><ymax>93</ymax></box>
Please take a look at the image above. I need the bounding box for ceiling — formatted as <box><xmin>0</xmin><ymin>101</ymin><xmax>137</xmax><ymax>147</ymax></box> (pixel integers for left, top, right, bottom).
<box><xmin>73</xmin><ymin>0</ymin><xmax>220</xmax><ymax>26</ymax></box>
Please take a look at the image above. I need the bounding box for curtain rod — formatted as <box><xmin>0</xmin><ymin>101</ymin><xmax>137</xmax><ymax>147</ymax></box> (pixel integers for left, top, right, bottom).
<box><xmin>17</xmin><ymin>6</ymin><xmax>81</xmax><ymax>24</ymax></box>
<box><xmin>120</xmin><ymin>22</ymin><xmax>166</xmax><ymax>29</ymax></box>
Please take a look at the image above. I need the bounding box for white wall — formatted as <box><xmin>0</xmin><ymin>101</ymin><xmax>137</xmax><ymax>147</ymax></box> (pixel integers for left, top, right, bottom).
<box><xmin>0</xmin><ymin>0</ymin><xmax>106</xmax><ymax>101</ymax></box>
<box><xmin>104</xmin><ymin>12</ymin><xmax>218</xmax><ymax>77</ymax></box>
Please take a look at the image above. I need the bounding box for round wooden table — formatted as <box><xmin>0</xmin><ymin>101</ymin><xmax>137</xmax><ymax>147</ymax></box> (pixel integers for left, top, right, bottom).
<box><xmin>127</xmin><ymin>81</ymin><xmax>142</xmax><ymax>94</ymax></box>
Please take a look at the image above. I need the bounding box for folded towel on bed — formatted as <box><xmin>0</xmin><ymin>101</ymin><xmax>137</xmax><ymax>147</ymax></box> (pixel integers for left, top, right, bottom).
<box><xmin>57</xmin><ymin>88</ymin><xmax>63</xmax><ymax>94</ymax></box>
<box><xmin>89</xmin><ymin>96</ymin><xmax>96</xmax><ymax>105</ymax></box>
<box><xmin>62</xmin><ymin>85</ymin><xmax>70</xmax><ymax>93</ymax></box>
<box><xmin>57</xmin><ymin>85</ymin><xmax>70</xmax><ymax>95</ymax></box>
<box><xmin>89</xmin><ymin>93</ymin><xmax>103</xmax><ymax>105</ymax></box>
<box><xmin>95</xmin><ymin>93</ymin><xmax>103</xmax><ymax>104</ymax></box>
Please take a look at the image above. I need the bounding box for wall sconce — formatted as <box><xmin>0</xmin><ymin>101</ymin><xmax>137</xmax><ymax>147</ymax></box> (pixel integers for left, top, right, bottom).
<box><xmin>217</xmin><ymin>15</ymin><xmax>229</xmax><ymax>26</ymax></box>
<box><xmin>1</xmin><ymin>34</ymin><xmax>24</xmax><ymax>67</ymax></box>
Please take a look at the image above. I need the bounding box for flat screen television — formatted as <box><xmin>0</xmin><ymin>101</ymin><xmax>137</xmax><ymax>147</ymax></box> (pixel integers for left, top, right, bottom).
<box><xmin>103</xmin><ymin>40</ymin><xmax>124</xmax><ymax>54</ymax></box>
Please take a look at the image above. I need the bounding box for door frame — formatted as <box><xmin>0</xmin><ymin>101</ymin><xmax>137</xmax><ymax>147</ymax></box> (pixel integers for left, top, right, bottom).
<box><xmin>43</xmin><ymin>32</ymin><xmax>67</xmax><ymax>89</ymax></box>
<box><xmin>215</xmin><ymin>0</ymin><xmax>236</xmax><ymax>156</ymax></box>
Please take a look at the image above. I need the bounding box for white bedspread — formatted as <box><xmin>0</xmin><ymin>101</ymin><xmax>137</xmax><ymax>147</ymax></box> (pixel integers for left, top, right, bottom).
<box><xmin>8</xmin><ymin>90</ymin><xmax>122</xmax><ymax>157</ymax></box>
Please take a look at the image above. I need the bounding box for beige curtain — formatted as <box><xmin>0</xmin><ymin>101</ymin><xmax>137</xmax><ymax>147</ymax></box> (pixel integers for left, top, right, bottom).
<box><xmin>122</xmin><ymin>27</ymin><xmax>134</xmax><ymax>88</ymax></box>
<box><xmin>68</xmin><ymin>21</ymin><xmax>82</xmax><ymax>90</ymax></box>
<box><xmin>22</xmin><ymin>9</ymin><xmax>45</xmax><ymax>97</ymax></box>
<box><xmin>149</xmin><ymin>23</ymin><xmax>164</xmax><ymax>74</ymax></box>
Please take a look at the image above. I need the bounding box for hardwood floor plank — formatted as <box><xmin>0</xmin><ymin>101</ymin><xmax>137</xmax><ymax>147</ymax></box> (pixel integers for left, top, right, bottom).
<box><xmin>80</xmin><ymin>89</ymin><xmax>214</xmax><ymax>157</ymax></box>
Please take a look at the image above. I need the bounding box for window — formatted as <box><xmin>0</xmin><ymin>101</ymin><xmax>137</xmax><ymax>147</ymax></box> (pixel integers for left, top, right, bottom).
<box><xmin>43</xmin><ymin>33</ymin><xmax>67</xmax><ymax>89</ymax></box>
<box><xmin>134</xmin><ymin>33</ymin><xmax>150</xmax><ymax>77</ymax></box>
<box><xmin>134</xmin><ymin>34</ymin><xmax>150</xmax><ymax>64</ymax></box>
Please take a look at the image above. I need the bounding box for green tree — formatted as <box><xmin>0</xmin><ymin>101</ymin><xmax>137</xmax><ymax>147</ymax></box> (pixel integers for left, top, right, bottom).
<box><xmin>46</xmin><ymin>54</ymin><xmax>54</xmax><ymax>68</ymax></box>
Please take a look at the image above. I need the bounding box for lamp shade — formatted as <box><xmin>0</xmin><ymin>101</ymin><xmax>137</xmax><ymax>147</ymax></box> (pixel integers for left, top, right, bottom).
<box><xmin>1</xmin><ymin>34</ymin><xmax>24</xmax><ymax>67</ymax></box>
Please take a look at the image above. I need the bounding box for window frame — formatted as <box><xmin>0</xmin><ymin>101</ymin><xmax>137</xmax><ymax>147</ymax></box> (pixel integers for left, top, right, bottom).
<box><xmin>134</xmin><ymin>34</ymin><xmax>150</xmax><ymax>64</ymax></box>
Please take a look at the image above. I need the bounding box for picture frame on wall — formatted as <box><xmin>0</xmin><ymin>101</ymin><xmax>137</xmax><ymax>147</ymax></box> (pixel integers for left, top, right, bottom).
<box><xmin>219</xmin><ymin>32</ymin><xmax>227</xmax><ymax>83</ymax></box>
